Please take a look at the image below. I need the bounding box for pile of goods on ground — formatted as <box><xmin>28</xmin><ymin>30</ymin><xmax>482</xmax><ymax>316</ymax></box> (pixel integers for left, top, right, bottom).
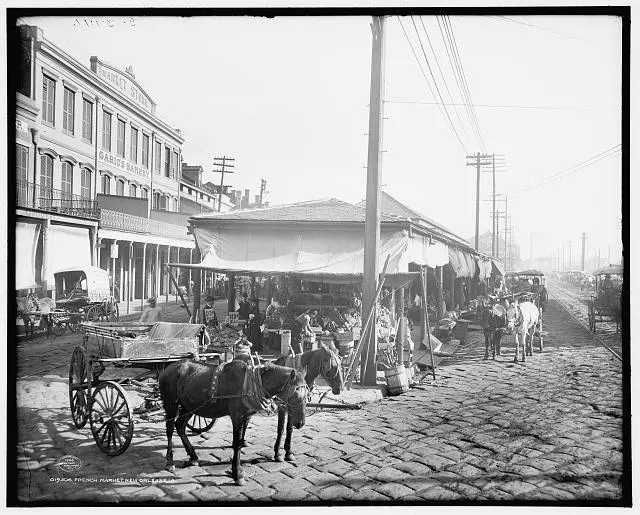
<box><xmin>205</xmin><ymin>324</ymin><xmax>243</xmax><ymax>351</ymax></box>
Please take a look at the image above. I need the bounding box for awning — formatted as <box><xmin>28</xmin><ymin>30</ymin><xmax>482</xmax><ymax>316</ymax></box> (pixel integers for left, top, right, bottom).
<box><xmin>174</xmin><ymin>225</ymin><xmax>449</xmax><ymax>282</ymax></box>
<box><xmin>491</xmin><ymin>259</ymin><xmax>505</xmax><ymax>276</ymax></box>
<box><xmin>475</xmin><ymin>256</ymin><xmax>493</xmax><ymax>280</ymax></box>
<box><xmin>47</xmin><ymin>224</ymin><xmax>92</xmax><ymax>284</ymax></box>
<box><xmin>15</xmin><ymin>221</ymin><xmax>41</xmax><ymax>290</ymax></box>
<box><xmin>448</xmin><ymin>247</ymin><xmax>475</xmax><ymax>278</ymax></box>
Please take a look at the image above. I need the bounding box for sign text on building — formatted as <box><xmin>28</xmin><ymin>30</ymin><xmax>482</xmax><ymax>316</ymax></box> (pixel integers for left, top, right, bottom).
<box><xmin>92</xmin><ymin>59</ymin><xmax>154</xmax><ymax>114</ymax></box>
<box><xmin>99</xmin><ymin>150</ymin><xmax>150</xmax><ymax>180</ymax></box>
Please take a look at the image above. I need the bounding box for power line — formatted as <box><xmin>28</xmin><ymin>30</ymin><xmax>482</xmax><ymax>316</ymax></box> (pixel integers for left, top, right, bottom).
<box><xmin>489</xmin><ymin>15</ymin><xmax>589</xmax><ymax>43</ymax></box>
<box><xmin>442</xmin><ymin>16</ymin><xmax>487</xmax><ymax>152</ymax></box>
<box><xmin>396</xmin><ymin>16</ymin><xmax>468</xmax><ymax>154</ymax></box>
<box><xmin>417</xmin><ymin>16</ymin><xmax>471</xmax><ymax>149</ymax></box>
<box><xmin>510</xmin><ymin>145</ymin><xmax>621</xmax><ymax>194</ymax></box>
<box><xmin>409</xmin><ymin>16</ymin><xmax>469</xmax><ymax>153</ymax></box>
<box><xmin>385</xmin><ymin>99</ymin><xmax>608</xmax><ymax>112</ymax></box>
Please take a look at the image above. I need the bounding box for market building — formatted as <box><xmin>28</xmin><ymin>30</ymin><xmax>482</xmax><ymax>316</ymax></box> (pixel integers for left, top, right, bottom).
<box><xmin>14</xmin><ymin>24</ymin><xmax>196</xmax><ymax>310</ymax></box>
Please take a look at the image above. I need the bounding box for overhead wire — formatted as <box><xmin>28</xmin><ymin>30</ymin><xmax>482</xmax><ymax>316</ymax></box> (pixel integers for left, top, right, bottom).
<box><xmin>489</xmin><ymin>15</ymin><xmax>589</xmax><ymax>43</ymax></box>
<box><xmin>396</xmin><ymin>16</ymin><xmax>469</xmax><ymax>154</ymax></box>
<box><xmin>510</xmin><ymin>144</ymin><xmax>621</xmax><ymax>194</ymax></box>
<box><xmin>417</xmin><ymin>16</ymin><xmax>472</xmax><ymax>149</ymax></box>
<box><xmin>443</xmin><ymin>15</ymin><xmax>487</xmax><ymax>152</ymax></box>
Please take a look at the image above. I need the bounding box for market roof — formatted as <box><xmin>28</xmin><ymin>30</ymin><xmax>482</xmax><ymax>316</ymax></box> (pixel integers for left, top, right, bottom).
<box><xmin>507</xmin><ymin>269</ymin><xmax>546</xmax><ymax>277</ymax></box>
<box><xmin>357</xmin><ymin>192</ymin><xmax>475</xmax><ymax>250</ymax></box>
<box><xmin>190</xmin><ymin>198</ymin><xmax>403</xmax><ymax>224</ymax></box>
<box><xmin>593</xmin><ymin>264</ymin><xmax>624</xmax><ymax>276</ymax></box>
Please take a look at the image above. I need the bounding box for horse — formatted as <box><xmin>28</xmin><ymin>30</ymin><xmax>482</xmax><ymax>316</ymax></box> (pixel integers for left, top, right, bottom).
<box><xmin>271</xmin><ymin>343</ymin><xmax>344</xmax><ymax>462</ymax></box>
<box><xmin>158</xmin><ymin>359</ymin><xmax>307</xmax><ymax>486</ymax></box>
<box><xmin>506</xmin><ymin>300</ymin><xmax>540</xmax><ymax>363</ymax></box>
<box><xmin>477</xmin><ymin>298</ymin><xmax>508</xmax><ymax>360</ymax></box>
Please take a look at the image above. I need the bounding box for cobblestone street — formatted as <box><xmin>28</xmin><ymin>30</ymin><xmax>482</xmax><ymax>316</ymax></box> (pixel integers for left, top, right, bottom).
<box><xmin>14</xmin><ymin>298</ymin><xmax>626</xmax><ymax>504</ymax></box>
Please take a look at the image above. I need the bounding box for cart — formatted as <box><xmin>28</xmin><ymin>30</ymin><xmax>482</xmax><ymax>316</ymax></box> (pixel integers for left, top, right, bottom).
<box><xmin>588</xmin><ymin>265</ymin><xmax>623</xmax><ymax>333</ymax></box>
<box><xmin>69</xmin><ymin>321</ymin><xmax>231</xmax><ymax>456</ymax></box>
<box><xmin>54</xmin><ymin>266</ymin><xmax>120</xmax><ymax>328</ymax></box>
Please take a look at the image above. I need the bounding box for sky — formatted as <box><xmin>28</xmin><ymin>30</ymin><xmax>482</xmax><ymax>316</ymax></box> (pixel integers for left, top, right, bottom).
<box><xmin>21</xmin><ymin>12</ymin><xmax>624</xmax><ymax>266</ymax></box>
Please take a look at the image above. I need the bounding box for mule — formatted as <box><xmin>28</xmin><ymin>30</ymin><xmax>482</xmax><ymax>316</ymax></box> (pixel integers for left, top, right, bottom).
<box><xmin>158</xmin><ymin>359</ymin><xmax>307</xmax><ymax>486</ymax></box>
<box><xmin>506</xmin><ymin>301</ymin><xmax>540</xmax><ymax>363</ymax></box>
<box><xmin>270</xmin><ymin>343</ymin><xmax>344</xmax><ymax>462</ymax></box>
<box><xmin>477</xmin><ymin>299</ymin><xmax>508</xmax><ymax>360</ymax></box>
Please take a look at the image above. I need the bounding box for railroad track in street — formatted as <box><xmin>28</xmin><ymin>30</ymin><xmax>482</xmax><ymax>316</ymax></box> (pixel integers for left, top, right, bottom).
<box><xmin>549</xmin><ymin>281</ymin><xmax>623</xmax><ymax>362</ymax></box>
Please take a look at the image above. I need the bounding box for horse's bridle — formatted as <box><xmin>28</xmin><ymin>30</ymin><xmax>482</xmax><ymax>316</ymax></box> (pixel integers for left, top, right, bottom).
<box><xmin>320</xmin><ymin>349</ymin><xmax>342</xmax><ymax>381</ymax></box>
<box><xmin>507</xmin><ymin>305</ymin><xmax>524</xmax><ymax>329</ymax></box>
<box><xmin>275</xmin><ymin>374</ymin><xmax>308</xmax><ymax>409</ymax></box>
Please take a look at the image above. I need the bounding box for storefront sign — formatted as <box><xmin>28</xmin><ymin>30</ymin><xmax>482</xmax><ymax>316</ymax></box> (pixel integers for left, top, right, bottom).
<box><xmin>16</xmin><ymin>119</ymin><xmax>29</xmax><ymax>133</ymax></box>
<box><xmin>99</xmin><ymin>150</ymin><xmax>150</xmax><ymax>180</ymax></box>
<box><xmin>92</xmin><ymin>60</ymin><xmax>154</xmax><ymax>114</ymax></box>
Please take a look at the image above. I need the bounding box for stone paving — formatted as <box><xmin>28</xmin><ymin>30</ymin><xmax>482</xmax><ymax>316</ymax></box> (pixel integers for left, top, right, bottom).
<box><xmin>13</xmin><ymin>299</ymin><xmax>626</xmax><ymax>504</ymax></box>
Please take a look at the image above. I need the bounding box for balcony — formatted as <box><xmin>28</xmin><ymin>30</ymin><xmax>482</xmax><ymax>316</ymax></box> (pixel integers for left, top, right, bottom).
<box><xmin>100</xmin><ymin>209</ymin><xmax>191</xmax><ymax>241</ymax></box>
<box><xmin>16</xmin><ymin>180</ymin><xmax>100</xmax><ymax>220</ymax></box>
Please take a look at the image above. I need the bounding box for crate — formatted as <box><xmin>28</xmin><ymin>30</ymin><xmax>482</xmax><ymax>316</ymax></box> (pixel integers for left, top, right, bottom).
<box><xmin>303</xmin><ymin>339</ymin><xmax>318</xmax><ymax>352</ymax></box>
<box><xmin>335</xmin><ymin>331</ymin><xmax>353</xmax><ymax>342</ymax></box>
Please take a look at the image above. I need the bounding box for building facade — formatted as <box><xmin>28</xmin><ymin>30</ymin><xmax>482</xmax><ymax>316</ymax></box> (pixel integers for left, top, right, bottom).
<box><xmin>15</xmin><ymin>24</ymin><xmax>196</xmax><ymax>309</ymax></box>
<box><xmin>180</xmin><ymin>163</ymin><xmax>234</xmax><ymax>214</ymax></box>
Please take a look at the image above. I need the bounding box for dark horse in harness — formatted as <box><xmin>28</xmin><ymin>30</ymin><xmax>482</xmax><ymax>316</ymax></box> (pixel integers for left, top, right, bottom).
<box><xmin>477</xmin><ymin>297</ymin><xmax>508</xmax><ymax>360</ymax></box>
<box><xmin>158</xmin><ymin>359</ymin><xmax>307</xmax><ymax>485</ymax></box>
<box><xmin>271</xmin><ymin>343</ymin><xmax>344</xmax><ymax>462</ymax></box>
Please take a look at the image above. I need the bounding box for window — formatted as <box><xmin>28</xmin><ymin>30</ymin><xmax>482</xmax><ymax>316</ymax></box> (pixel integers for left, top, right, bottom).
<box><xmin>173</xmin><ymin>197</ymin><xmax>178</xmax><ymax>212</ymax></box>
<box><xmin>162</xmin><ymin>195</ymin><xmax>169</xmax><ymax>210</ymax></box>
<box><xmin>102</xmin><ymin>111</ymin><xmax>112</xmax><ymax>151</ymax></box>
<box><xmin>82</xmin><ymin>99</ymin><xmax>93</xmax><ymax>142</ymax></box>
<box><xmin>164</xmin><ymin>147</ymin><xmax>171</xmax><ymax>177</ymax></box>
<box><xmin>117</xmin><ymin>119</ymin><xmax>126</xmax><ymax>158</ymax></box>
<box><xmin>80</xmin><ymin>168</ymin><xmax>91</xmax><ymax>199</ymax></box>
<box><xmin>129</xmin><ymin>183</ymin><xmax>137</xmax><ymax>197</ymax></box>
<box><xmin>172</xmin><ymin>151</ymin><xmax>178</xmax><ymax>179</ymax></box>
<box><xmin>116</xmin><ymin>179</ymin><xmax>125</xmax><ymax>196</ymax></box>
<box><xmin>63</xmin><ymin>88</ymin><xmax>75</xmax><ymax>134</ymax></box>
<box><xmin>152</xmin><ymin>191</ymin><xmax>160</xmax><ymax>210</ymax></box>
<box><xmin>154</xmin><ymin>142</ymin><xmax>161</xmax><ymax>173</ymax></box>
<box><xmin>61</xmin><ymin>162</ymin><xmax>73</xmax><ymax>209</ymax></box>
<box><xmin>102</xmin><ymin>174</ymin><xmax>111</xmax><ymax>195</ymax></box>
<box><xmin>42</xmin><ymin>75</ymin><xmax>56</xmax><ymax>125</ymax></box>
<box><xmin>40</xmin><ymin>155</ymin><xmax>54</xmax><ymax>209</ymax></box>
<box><xmin>142</xmin><ymin>134</ymin><xmax>149</xmax><ymax>168</ymax></box>
<box><xmin>130</xmin><ymin>127</ymin><xmax>138</xmax><ymax>163</ymax></box>
<box><xmin>141</xmin><ymin>188</ymin><xmax>148</xmax><ymax>199</ymax></box>
<box><xmin>17</xmin><ymin>145</ymin><xmax>29</xmax><ymax>182</ymax></box>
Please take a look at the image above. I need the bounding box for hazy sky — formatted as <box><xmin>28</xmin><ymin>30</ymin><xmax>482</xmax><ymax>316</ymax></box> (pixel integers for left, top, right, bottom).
<box><xmin>22</xmin><ymin>13</ymin><xmax>623</xmax><ymax>264</ymax></box>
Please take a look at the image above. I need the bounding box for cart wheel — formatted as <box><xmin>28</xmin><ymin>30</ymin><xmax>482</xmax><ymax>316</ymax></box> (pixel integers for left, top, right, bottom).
<box><xmin>90</xmin><ymin>381</ymin><xmax>133</xmax><ymax>456</ymax></box>
<box><xmin>86</xmin><ymin>305</ymin><xmax>103</xmax><ymax>322</ymax></box>
<box><xmin>51</xmin><ymin>321</ymin><xmax>67</xmax><ymax>337</ymax></box>
<box><xmin>69</xmin><ymin>346</ymin><xmax>93</xmax><ymax>429</ymax></box>
<box><xmin>538</xmin><ymin>319</ymin><xmax>544</xmax><ymax>352</ymax></box>
<box><xmin>187</xmin><ymin>414</ymin><xmax>217</xmax><ymax>434</ymax></box>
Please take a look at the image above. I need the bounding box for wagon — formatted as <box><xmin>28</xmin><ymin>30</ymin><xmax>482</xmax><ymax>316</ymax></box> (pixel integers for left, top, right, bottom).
<box><xmin>54</xmin><ymin>266</ymin><xmax>120</xmax><ymax>332</ymax></box>
<box><xmin>69</xmin><ymin>321</ymin><xmax>235</xmax><ymax>456</ymax></box>
<box><xmin>588</xmin><ymin>265</ymin><xmax>623</xmax><ymax>333</ymax></box>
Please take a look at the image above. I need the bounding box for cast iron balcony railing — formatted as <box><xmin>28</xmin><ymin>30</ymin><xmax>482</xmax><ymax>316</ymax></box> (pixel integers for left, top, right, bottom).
<box><xmin>100</xmin><ymin>209</ymin><xmax>191</xmax><ymax>241</ymax></box>
<box><xmin>16</xmin><ymin>179</ymin><xmax>100</xmax><ymax>220</ymax></box>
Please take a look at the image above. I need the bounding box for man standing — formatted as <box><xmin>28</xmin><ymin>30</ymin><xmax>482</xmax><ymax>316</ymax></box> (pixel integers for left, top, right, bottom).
<box><xmin>238</xmin><ymin>292</ymin><xmax>251</xmax><ymax>320</ymax></box>
<box><xmin>139</xmin><ymin>297</ymin><xmax>162</xmax><ymax>323</ymax></box>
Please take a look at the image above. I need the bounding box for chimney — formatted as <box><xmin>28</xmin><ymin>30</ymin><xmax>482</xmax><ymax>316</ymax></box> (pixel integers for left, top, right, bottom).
<box><xmin>255</xmin><ymin>195</ymin><xmax>260</xmax><ymax>206</ymax></box>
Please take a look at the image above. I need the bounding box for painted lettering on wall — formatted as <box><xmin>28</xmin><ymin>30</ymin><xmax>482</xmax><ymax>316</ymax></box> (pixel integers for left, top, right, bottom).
<box><xmin>94</xmin><ymin>62</ymin><xmax>153</xmax><ymax>113</ymax></box>
<box><xmin>16</xmin><ymin>119</ymin><xmax>29</xmax><ymax>133</ymax></box>
<box><xmin>99</xmin><ymin>150</ymin><xmax>150</xmax><ymax>180</ymax></box>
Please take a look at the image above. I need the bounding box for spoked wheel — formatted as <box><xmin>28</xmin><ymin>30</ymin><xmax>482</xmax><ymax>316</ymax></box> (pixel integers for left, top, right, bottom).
<box><xmin>187</xmin><ymin>414</ymin><xmax>216</xmax><ymax>434</ymax></box>
<box><xmin>90</xmin><ymin>381</ymin><xmax>134</xmax><ymax>456</ymax></box>
<box><xmin>67</xmin><ymin>313</ymin><xmax>82</xmax><ymax>333</ymax></box>
<box><xmin>69</xmin><ymin>346</ymin><xmax>93</xmax><ymax>429</ymax></box>
<box><xmin>86</xmin><ymin>305</ymin><xmax>103</xmax><ymax>322</ymax></box>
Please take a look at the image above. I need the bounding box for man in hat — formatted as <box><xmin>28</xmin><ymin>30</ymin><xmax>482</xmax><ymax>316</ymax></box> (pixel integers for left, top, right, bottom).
<box><xmin>238</xmin><ymin>292</ymin><xmax>251</xmax><ymax>321</ymax></box>
<box><xmin>246</xmin><ymin>297</ymin><xmax>263</xmax><ymax>352</ymax></box>
<box><xmin>139</xmin><ymin>297</ymin><xmax>162</xmax><ymax>323</ymax></box>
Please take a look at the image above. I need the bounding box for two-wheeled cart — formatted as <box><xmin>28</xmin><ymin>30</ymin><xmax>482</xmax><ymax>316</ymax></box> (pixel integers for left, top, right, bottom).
<box><xmin>69</xmin><ymin>321</ymin><xmax>233</xmax><ymax>456</ymax></box>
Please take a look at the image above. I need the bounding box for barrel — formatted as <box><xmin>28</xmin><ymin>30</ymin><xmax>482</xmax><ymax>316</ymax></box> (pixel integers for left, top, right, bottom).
<box><xmin>338</xmin><ymin>340</ymin><xmax>354</xmax><ymax>357</ymax></box>
<box><xmin>384</xmin><ymin>365</ymin><xmax>409</xmax><ymax>396</ymax></box>
<box><xmin>280</xmin><ymin>330</ymin><xmax>292</xmax><ymax>356</ymax></box>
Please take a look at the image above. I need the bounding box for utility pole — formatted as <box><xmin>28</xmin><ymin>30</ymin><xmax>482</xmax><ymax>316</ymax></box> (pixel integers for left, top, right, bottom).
<box><xmin>212</xmin><ymin>156</ymin><xmax>235</xmax><ymax>212</ymax></box>
<box><xmin>361</xmin><ymin>15</ymin><xmax>386</xmax><ymax>387</ymax></box>
<box><xmin>492</xmin><ymin>154</ymin><xmax>496</xmax><ymax>256</ymax></box>
<box><xmin>258</xmin><ymin>179</ymin><xmax>267</xmax><ymax>208</ymax></box>
<box><xmin>466</xmin><ymin>152</ymin><xmax>492</xmax><ymax>251</ymax></box>
<box><xmin>581</xmin><ymin>232</ymin><xmax>586</xmax><ymax>272</ymax></box>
